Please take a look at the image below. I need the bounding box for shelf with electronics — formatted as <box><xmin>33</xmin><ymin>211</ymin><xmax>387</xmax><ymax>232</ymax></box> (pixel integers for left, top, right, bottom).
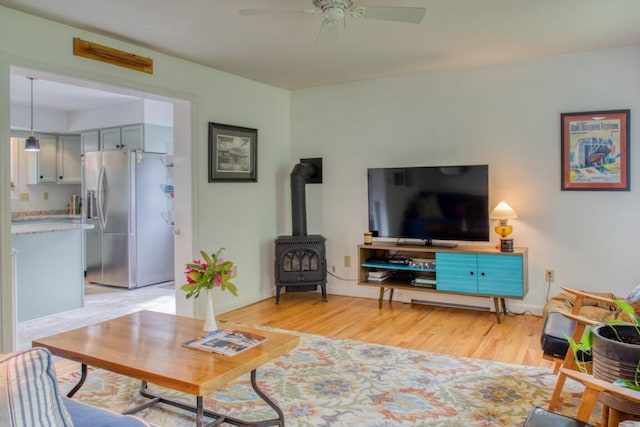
<box><xmin>358</xmin><ymin>202</ymin><xmax>527</xmax><ymax>323</ymax></box>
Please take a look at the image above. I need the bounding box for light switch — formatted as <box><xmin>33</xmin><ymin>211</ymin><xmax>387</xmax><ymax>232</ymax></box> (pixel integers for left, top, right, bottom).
<box><xmin>44</xmin><ymin>192</ymin><xmax>49</xmax><ymax>200</ymax></box>
<box><xmin>20</xmin><ymin>193</ymin><xmax>29</xmax><ymax>201</ymax></box>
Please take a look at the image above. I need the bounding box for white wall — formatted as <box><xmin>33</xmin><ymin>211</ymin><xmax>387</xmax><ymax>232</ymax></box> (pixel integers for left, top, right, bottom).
<box><xmin>291</xmin><ymin>46</ymin><xmax>640</xmax><ymax>314</ymax></box>
<box><xmin>11</xmin><ymin>104</ymin><xmax>69</xmax><ymax>133</ymax></box>
<box><xmin>68</xmin><ymin>100</ymin><xmax>146</xmax><ymax>131</ymax></box>
<box><xmin>0</xmin><ymin>6</ymin><xmax>290</xmax><ymax>351</ymax></box>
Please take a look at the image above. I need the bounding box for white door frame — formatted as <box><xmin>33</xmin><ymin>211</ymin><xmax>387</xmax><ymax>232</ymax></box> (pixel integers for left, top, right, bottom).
<box><xmin>1</xmin><ymin>67</ymin><xmax>195</xmax><ymax>352</ymax></box>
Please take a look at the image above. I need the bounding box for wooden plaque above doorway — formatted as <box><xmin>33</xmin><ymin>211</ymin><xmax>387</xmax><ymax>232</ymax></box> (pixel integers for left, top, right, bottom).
<box><xmin>73</xmin><ymin>38</ymin><xmax>153</xmax><ymax>74</ymax></box>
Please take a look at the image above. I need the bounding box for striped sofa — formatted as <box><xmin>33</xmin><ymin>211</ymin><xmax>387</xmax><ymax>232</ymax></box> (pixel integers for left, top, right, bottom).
<box><xmin>0</xmin><ymin>347</ymin><xmax>149</xmax><ymax>427</ymax></box>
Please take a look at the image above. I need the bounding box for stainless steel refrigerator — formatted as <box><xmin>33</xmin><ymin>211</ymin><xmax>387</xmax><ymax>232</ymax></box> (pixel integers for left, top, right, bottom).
<box><xmin>84</xmin><ymin>149</ymin><xmax>174</xmax><ymax>288</ymax></box>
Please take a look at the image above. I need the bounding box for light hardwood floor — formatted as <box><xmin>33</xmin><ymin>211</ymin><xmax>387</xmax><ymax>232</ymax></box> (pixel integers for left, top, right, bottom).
<box><xmin>219</xmin><ymin>292</ymin><xmax>554</xmax><ymax>369</ymax></box>
<box><xmin>54</xmin><ymin>292</ymin><xmax>553</xmax><ymax>376</ymax></box>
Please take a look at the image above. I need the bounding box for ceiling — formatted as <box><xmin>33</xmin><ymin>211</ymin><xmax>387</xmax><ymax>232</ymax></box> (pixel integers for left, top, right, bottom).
<box><xmin>10</xmin><ymin>71</ymin><xmax>142</xmax><ymax>111</ymax></box>
<box><xmin>4</xmin><ymin>0</ymin><xmax>640</xmax><ymax>108</ymax></box>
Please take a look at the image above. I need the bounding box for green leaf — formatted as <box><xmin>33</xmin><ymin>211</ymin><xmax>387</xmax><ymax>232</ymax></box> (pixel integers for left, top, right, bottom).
<box><xmin>186</xmin><ymin>263</ymin><xmax>205</xmax><ymax>271</ymax></box>
<box><xmin>180</xmin><ymin>282</ymin><xmax>201</xmax><ymax>299</ymax></box>
<box><xmin>222</xmin><ymin>281</ymin><xmax>238</xmax><ymax>297</ymax></box>
<box><xmin>613</xmin><ymin>379</ymin><xmax>640</xmax><ymax>391</ymax></box>
<box><xmin>187</xmin><ymin>271</ymin><xmax>203</xmax><ymax>281</ymax></box>
<box><xmin>614</xmin><ymin>299</ymin><xmax>640</xmax><ymax>325</ymax></box>
<box><xmin>219</xmin><ymin>260</ymin><xmax>233</xmax><ymax>269</ymax></box>
<box><xmin>201</xmin><ymin>250</ymin><xmax>214</xmax><ymax>265</ymax></box>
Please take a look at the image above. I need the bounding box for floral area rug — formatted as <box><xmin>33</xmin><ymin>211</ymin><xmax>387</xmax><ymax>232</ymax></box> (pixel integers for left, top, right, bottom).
<box><xmin>56</xmin><ymin>327</ymin><xmax>593</xmax><ymax>426</ymax></box>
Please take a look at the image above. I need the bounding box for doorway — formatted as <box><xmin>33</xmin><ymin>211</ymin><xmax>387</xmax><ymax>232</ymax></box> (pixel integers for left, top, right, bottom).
<box><xmin>7</xmin><ymin>66</ymin><xmax>193</xmax><ymax>349</ymax></box>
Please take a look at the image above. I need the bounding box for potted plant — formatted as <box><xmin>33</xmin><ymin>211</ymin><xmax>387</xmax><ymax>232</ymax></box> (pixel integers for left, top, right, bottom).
<box><xmin>568</xmin><ymin>299</ymin><xmax>640</xmax><ymax>393</ymax></box>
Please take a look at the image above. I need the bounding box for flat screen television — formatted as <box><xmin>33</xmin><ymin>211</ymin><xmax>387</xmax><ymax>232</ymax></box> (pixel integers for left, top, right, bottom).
<box><xmin>367</xmin><ymin>165</ymin><xmax>489</xmax><ymax>247</ymax></box>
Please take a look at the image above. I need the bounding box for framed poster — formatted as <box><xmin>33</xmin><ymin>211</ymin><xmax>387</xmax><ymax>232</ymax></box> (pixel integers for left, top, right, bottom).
<box><xmin>208</xmin><ymin>122</ymin><xmax>257</xmax><ymax>182</ymax></box>
<box><xmin>561</xmin><ymin>109</ymin><xmax>630</xmax><ymax>191</ymax></box>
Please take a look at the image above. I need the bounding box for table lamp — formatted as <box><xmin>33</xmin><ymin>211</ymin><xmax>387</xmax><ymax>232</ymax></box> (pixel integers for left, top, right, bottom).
<box><xmin>490</xmin><ymin>201</ymin><xmax>518</xmax><ymax>251</ymax></box>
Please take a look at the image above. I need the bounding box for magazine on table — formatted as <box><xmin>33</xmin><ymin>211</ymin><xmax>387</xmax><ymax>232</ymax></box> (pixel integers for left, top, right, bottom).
<box><xmin>182</xmin><ymin>329</ymin><xmax>267</xmax><ymax>356</ymax></box>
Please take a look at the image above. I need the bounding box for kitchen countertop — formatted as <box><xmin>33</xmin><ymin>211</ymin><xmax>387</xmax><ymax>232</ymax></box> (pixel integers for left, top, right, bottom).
<box><xmin>11</xmin><ymin>214</ymin><xmax>82</xmax><ymax>222</ymax></box>
<box><xmin>12</xmin><ymin>221</ymin><xmax>94</xmax><ymax>235</ymax></box>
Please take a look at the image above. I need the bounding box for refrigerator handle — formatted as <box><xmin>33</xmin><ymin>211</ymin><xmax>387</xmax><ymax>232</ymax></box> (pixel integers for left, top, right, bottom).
<box><xmin>97</xmin><ymin>165</ymin><xmax>108</xmax><ymax>230</ymax></box>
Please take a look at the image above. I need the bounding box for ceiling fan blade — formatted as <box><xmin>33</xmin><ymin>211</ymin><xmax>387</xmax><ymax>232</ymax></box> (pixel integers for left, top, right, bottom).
<box><xmin>316</xmin><ymin>18</ymin><xmax>341</xmax><ymax>45</ymax></box>
<box><xmin>239</xmin><ymin>8</ymin><xmax>318</xmax><ymax>16</ymax></box>
<box><xmin>351</xmin><ymin>6</ymin><xmax>426</xmax><ymax>24</ymax></box>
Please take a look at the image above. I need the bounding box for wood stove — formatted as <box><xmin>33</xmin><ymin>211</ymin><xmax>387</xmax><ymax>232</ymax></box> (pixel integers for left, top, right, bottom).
<box><xmin>274</xmin><ymin>235</ymin><xmax>327</xmax><ymax>303</ymax></box>
<box><xmin>274</xmin><ymin>159</ymin><xmax>327</xmax><ymax>303</ymax></box>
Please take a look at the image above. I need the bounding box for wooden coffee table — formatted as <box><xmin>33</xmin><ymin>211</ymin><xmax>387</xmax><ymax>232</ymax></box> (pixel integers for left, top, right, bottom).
<box><xmin>33</xmin><ymin>310</ymin><xmax>300</xmax><ymax>426</ymax></box>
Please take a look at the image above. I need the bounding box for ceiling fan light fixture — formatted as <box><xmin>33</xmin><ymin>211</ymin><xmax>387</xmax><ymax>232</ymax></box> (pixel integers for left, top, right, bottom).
<box><xmin>243</xmin><ymin>0</ymin><xmax>425</xmax><ymax>46</ymax></box>
<box><xmin>324</xmin><ymin>7</ymin><xmax>345</xmax><ymax>21</ymax></box>
<box><xmin>24</xmin><ymin>76</ymin><xmax>40</xmax><ymax>152</ymax></box>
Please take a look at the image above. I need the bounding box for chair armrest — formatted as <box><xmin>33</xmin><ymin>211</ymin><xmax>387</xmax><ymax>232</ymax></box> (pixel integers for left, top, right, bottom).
<box><xmin>560</xmin><ymin>287</ymin><xmax>619</xmax><ymax>306</ymax></box>
<box><xmin>558</xmin><ymin>311</ymin><xmax>601</xmax><ymax>327</ymax></box>
<box><xmin>560</xmin><ymin>368</ymin><xmax>640</xmax><ymax>403</ymax></box>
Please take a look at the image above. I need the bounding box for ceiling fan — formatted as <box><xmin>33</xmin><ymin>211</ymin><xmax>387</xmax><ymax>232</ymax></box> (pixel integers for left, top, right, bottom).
<box><xmin>239</xmin><ymin>0</ymin><xmax>426</xmax><ymax>44</ymax></box>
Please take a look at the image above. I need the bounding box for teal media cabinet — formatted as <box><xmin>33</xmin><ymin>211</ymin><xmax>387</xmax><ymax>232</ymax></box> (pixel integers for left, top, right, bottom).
<box><xmin>357</xmin><ymin>243</ymin><xmax>528</xmax><ymax>323</ymax></box>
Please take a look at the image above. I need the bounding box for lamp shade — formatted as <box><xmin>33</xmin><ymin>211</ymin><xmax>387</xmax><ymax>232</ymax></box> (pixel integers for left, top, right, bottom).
<box><xmin>490</xmin><ymin>201</ymin><xmax>517</xmax><ymax>220</ymax></box>
<box><xmin>24</xmin><ymin>134</ymin><xmax>40</xmax><ymax>151</ymax></box>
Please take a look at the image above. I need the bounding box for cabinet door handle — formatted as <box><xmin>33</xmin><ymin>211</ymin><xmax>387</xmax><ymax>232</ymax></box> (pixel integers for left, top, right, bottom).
<box><xmin>59</xmin><ymin>176</ymin><xmax>63</xmax><ymax>179</ymax></box>
<box><xmin>481</xmin><ymin>272</ymin><xmax>486</xmax><ymax>276</ymax></box>
<box><xmin>40</xmin><ymin>175</ymin><xmax>43</xmax><ymax>179</ymax></box>
<box><xmin>469</xmin><ymin>271</ymin><xmax>474</xmax><ymax>276</ymax></box>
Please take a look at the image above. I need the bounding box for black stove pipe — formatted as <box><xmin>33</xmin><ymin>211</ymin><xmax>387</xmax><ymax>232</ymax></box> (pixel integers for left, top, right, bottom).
<box><xmin>290</xmin><ymin>162</ymin><xmax>316</xmax><ymax>236</ymax></box>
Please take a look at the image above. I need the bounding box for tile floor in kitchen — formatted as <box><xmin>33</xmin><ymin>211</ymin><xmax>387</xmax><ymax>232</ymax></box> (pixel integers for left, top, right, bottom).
<box><xmin>17</xmin><ymin>282</ymin><xmax>176</xmax><ymax>350</ymax></box>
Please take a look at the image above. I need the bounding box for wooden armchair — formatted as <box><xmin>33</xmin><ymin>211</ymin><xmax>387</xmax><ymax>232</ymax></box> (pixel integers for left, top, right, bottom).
<box><xmin>524</xmin><ymin>369</ymin><xmax>640</xmax><ymax>426</ymax></box>
<box><xmin>560</xmin><ymin>368</ymin><xmax>640</xmax><ymax>426</ymax></box>
<box><xmin>542</xmin><ymin>287</ymin><xmax>620</xmax><ymax>411</ymax></box>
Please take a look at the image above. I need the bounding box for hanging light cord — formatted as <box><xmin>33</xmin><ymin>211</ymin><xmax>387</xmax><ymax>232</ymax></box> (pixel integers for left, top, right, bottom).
<box><xmin>29</xmin><ymin>77</ymin><xmax>34</xmax><ymax>135</ymax></box>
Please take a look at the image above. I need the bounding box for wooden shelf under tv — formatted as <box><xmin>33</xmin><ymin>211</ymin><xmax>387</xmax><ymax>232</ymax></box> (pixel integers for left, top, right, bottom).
<box><xmin>358</xmin><ymin>242</ymin><xmax>528</xmax><ymax>323</ymax></box>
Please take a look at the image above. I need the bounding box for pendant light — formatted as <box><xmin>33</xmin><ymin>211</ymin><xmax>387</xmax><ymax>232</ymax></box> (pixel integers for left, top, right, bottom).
<box><xmin>24</xmin><ymin>76</ymin><xmax>40</xmax><ymax>152</ymax></box>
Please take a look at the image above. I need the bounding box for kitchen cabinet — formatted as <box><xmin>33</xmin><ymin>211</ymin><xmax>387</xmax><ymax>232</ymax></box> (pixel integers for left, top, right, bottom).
<box><xmin>121</xmin><ymin>124</ymin><xmax>143</xmax><ymax>150</ymax></box>
<box><xmin>27</xmin><ymin>133</ymin><xmax>57</xmax><ymax>184</ymax></box>
<box><xmin>101</xmin><ymin>124</ymin><xmax>143</xmax><ymax>150</ymax></box>
<box><xmin>12</xmin><ymin>221</ymin><xmax>92</xmax><ymax>321</ymax></box>
<box><xmin>139</xmin><ymin>124</ymin><xmax>173</xmax><ymax>153</ymax></box>
<box><xmin>27</xmin><ymin>133</ymin><xmax>82</xmax><ymax>184</ymax></box>
<box><xmin>57</xmin><ymin>135</ymin><xmax>81</xmax><ymax>183</ymax></box>
<box><xmin>100</xmin><ymin>127</ymin><xmax>122</xmax><ymax>150</ymax></box>
<box><xmin>87</xmin><ymin>124</ymin><xmax>171</xmax><ymax>153</ymax></box>
<box><xmin>81</xmin><ymin>129</ymin><xmax>99</xmax><ymax>153</ymax></box>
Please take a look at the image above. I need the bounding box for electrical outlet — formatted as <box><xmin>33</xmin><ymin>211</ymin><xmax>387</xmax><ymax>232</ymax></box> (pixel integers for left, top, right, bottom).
<box><xmin>344</xmin><ymin>255</ymin><xmax>351</xmax><ymax>268</ymax></box>
<box><xmin>44</xmin><ymin>192</ymin><xmax>49</xmax><ymax>200</ymax></box>
<box><xmin>20</xmin><ymin>192</ymin><xmax>29</xmax><ymax>201</ymax></box>
<box><xmin>545</xmin><ymin>269</ymin><xmax>554</xmax><ymax>282</ymax></box>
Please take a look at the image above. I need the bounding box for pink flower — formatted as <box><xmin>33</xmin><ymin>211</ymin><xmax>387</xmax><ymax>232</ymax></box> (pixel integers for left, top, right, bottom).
<box><xmin>180</xmin><ymin>248</ymin><xmax>238</xmax><ymax>299</ymax></box>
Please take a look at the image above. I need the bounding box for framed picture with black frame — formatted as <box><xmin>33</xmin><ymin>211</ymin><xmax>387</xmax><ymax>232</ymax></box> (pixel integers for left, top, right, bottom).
<box><xmin>560</xmin><ymin>109</ymin><xmax>630</xmax><ymax>191</ymax></box>
<box><xmin>208</xmin><ymin>122</ymin><xmax>257</xmax><ymax>182</ymax></box>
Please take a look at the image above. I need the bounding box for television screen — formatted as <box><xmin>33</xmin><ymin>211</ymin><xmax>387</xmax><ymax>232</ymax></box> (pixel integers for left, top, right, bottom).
<box><xmin>367</xmin><ymin>165</ymin><xmax>489</xmax><ymax>245</ymax></box>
